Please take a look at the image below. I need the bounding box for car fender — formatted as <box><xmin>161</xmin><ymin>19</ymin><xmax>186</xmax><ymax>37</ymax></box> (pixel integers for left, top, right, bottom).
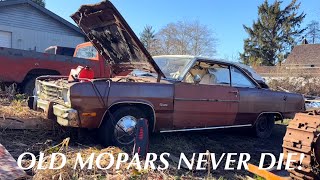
<box><xmin>99</xmin><ymin>100</ymin><xmax>157</xmax><ymax>131</ymax></box>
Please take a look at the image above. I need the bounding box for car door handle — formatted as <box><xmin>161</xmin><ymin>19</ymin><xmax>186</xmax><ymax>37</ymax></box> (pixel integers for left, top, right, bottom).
<box><xmin>229</xmin><ymin>91</ymin><xmax>238</xmax><ymax>94</ymax></box>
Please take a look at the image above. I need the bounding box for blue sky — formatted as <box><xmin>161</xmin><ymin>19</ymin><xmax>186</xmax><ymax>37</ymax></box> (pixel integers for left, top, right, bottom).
<box><xmin>47</xmin><ymin>0</ymin><xmax>319</xmax><ymax>60</ymax></box>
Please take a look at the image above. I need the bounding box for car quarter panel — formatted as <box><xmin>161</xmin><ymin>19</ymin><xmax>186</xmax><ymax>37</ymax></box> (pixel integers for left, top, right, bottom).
<box><xmin>283</xmin><ymin>92</ymin><xmax>305</xmax><ymax>118</ymax></box>
<box><xmin>236</xmin><ymin>88</ymin><xmax>303</xmax><ymax>124</ymax></box>
<box><xmin>236</xmin><ymin>88</ymin><xmax>285</xmax><ymax>124</ymax></box>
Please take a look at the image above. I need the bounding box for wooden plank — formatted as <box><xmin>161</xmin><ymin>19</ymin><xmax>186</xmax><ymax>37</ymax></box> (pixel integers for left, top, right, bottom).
<box><xmin>0</xmin><ymin>144</ymin><xmax>27</xmax><ymax>179</ymax></box>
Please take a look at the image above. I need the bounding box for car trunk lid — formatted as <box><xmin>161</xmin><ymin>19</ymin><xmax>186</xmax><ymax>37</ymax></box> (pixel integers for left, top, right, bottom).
<box><xmin>71</xmin><ymin>1</ymin><xmax>165</xmax><ymax>78</ymax></box>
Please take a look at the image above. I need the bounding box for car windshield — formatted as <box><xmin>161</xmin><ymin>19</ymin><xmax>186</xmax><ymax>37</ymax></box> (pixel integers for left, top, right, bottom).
<box><xmin>153</xmin><ymin>56</ymin><xmax>193</xmax><ymax>79</ymax></box>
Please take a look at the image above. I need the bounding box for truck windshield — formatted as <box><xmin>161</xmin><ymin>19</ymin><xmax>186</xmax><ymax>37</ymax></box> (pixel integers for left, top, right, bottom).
<box><xmin>153</xmin><ymin>56</ymin><xmax>193</xmax><ymax>79</ymax></box>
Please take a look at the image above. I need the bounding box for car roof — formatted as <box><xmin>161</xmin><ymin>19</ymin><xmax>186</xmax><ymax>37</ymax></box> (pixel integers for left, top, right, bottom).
<box><xmin>154</xmin><ymin>55</ymin><xmax>237</xmax><ymax>65</ymax></box>
<box><xmin>153</xmin><ymin>55</ymin><xmax>265</xmax><ymax>82</ymax></box>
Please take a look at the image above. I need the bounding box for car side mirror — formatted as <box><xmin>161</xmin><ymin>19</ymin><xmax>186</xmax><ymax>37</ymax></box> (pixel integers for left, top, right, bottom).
<box><xmin>193</xmin><ymin>74</ymin><xmax>201</xmax><ymax>84</ymax></box>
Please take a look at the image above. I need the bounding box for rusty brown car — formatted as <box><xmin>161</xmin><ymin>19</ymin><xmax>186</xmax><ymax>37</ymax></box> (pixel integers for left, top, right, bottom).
<box><xmin>29</xmin><ymin>1</ymin><xmax>305</xmax><ymax>146</ymax></box>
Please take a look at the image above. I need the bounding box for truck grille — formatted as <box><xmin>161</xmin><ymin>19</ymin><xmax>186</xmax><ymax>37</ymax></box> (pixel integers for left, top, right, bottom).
<box><xmin>38</xmin><ymin>80</ymin><xmax>68</xmax><ymax>104</ymax></box>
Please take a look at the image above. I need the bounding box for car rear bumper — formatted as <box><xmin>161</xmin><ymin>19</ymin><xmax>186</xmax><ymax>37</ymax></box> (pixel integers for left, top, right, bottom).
<box><xmin>28</xmin><ymin>96</ymin><xmax>80</xmax><ymax>127</ymax></box>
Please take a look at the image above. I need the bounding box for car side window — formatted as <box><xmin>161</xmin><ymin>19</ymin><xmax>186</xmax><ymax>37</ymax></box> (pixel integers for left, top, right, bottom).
<box><xmin>231</xmin><ymin>66</ymin><xmax>256</xmax><ymax>88</ymax></box>
<box><xmin>207</xmin><ymin>66</ymin><xmax>230</xmax><ymax>86</ymax></box>
<box><xmin>183</xmin><ymin>61</ymin><xmax>231</xmax><ymax>86</ymax></box>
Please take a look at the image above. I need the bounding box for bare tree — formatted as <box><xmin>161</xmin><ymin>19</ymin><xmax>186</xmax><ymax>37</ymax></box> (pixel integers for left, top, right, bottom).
<box><xmin>156</xmin><ymin>20</ymin><xmax>216</xmax><ymax>57</ymax></box>
<box><xmin>305</xmin><ymin>20</ymin><xmax>320</xmax><ymax>44</ymax></box>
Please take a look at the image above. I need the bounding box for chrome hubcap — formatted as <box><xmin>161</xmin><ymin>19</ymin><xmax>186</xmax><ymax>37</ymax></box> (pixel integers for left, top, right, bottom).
<box><xmin>114</xmin><ymin>115</ymin><xmax>137</xmax><ymax>145</ymax></box>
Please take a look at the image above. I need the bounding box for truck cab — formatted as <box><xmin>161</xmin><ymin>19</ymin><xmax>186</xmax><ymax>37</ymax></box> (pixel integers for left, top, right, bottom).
<box><xmin>73</xmin><ymin>42</ymin><xmax>111</xmax><ymax>78</ymax></box>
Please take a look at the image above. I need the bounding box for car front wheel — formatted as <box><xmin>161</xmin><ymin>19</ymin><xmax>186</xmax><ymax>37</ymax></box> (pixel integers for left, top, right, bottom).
<box><xmin>99</xmin><ymin>106</ymin><xmax>146</xmax><ymax>147</ymax></box>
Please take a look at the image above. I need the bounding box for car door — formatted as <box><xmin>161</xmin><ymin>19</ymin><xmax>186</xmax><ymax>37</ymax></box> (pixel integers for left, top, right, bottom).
<box><xmin>173</xmin><ymin>62</ymin><xmax>240</xmax><ymax>129</ymax></box>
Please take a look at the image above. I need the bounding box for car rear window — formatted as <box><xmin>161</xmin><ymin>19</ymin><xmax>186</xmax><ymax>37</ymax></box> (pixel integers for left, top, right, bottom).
<box><xmin>75</xmin><ymin>45</ymin><xmax>98</xmax><ymax>59</ymax></box>
<box><xmin>231</xmin><ymin>67</ymin><xmax>256</xmax><ymax>88</ymax></box>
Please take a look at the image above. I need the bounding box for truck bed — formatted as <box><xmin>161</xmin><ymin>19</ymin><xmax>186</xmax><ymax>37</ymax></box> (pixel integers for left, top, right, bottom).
<box><xmin>0</xmin><ymin>47</ymin><xmax>99</xmax><ymax>83</ymax></box>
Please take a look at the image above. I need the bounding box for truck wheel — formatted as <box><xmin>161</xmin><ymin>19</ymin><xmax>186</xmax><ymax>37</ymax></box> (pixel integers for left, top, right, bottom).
<box><xmin>99</xmin><ymin>106</ymin><xmax>146</xmax><ymax>147</ymax></box>
<box><xmin>254</xmin><ymin>114</ymin><xmax>275</xmax><ymax>138</ymax></box>
<box><xmin>23</xmin><ymin>76</ymin><xmax>37</xmax><ymax>96</ymax></box>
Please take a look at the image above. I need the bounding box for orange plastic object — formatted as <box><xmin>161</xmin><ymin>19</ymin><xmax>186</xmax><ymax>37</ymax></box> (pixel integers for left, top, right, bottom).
<box><xmin>247</xmin><ymin>164</ymin><xmax>290</xmax><ymax>180</ymax></box>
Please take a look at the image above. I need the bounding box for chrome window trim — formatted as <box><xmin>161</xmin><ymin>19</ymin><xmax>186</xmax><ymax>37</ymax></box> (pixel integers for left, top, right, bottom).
<box><xmin>160</xmin><ymin>124</ymin><xmax>252</xmax><ymax>133</ymax></box>
<box><xmin>174</xmin><ymin>98</ymin><xmax>239</xmax><ymax>103</ymax></box>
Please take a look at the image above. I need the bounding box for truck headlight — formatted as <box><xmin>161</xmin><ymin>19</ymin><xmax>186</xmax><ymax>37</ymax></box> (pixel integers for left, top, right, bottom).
<box><xmin>35</xmin><ymin>80</ymin><xmax>41</xmax><ymax>96</ymax></box>
<box><xmin>62</xmin><ymin>88</ymin><xmax>71</xmax><ymax>107</ymax></box>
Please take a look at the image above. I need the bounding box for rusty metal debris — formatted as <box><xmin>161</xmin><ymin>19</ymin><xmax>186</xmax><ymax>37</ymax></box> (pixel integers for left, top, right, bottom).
<box><xmin>0</xmin><ymin>144</ymin><xmax>27</xmax><ymax>179</ymax></box>
<box><xmin>282</xmin><ymin>113</ymin><xmax>320</xmax><ymax>179</ymax></box>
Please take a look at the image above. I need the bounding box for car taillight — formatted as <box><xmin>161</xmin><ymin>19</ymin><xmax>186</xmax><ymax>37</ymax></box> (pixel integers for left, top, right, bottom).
<box><xmin>138</xmin><ymin>127</ymin><xmax>144</xmax><ymax>140</ymax></box>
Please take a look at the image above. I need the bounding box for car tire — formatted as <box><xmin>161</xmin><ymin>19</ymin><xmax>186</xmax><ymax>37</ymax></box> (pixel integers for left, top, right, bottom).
<box><xmin>23</xmin><ymin>76</ymin><xmax>37</xmax><ymax>96</ymax></box>
<box><xmin>253</xmin><ymin>114</ymin><xmax>275</xmax><ymax>138</ymax></box>
<box><xmin>99</xmin><ymin>106</ymin><xmax>146</xmax><ymax>147</ymax></box>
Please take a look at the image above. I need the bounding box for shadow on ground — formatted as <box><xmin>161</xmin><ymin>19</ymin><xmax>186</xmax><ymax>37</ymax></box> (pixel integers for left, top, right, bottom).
<box><xmin>0</xmin><ymin>123</ymin><xmax>287</xmax><ymax>179</ymax></box>
<box><xmin>149</xmin><ymin>124</ymin><xmax>287</xmax><ymax>179</ymax></box>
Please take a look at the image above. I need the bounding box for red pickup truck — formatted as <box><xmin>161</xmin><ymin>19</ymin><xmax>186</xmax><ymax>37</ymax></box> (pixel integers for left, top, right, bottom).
<box><xmin>0</xmin><ymin>42</ymin><xmax>111</xmax><ymax>95</ymax></box>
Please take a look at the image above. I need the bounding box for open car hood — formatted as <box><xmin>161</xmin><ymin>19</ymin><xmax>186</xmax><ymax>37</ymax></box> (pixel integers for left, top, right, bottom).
<box><xmin>71</xmin><ymin>1</ymin><xmax>165</xmax><ymax>77</ymax></box>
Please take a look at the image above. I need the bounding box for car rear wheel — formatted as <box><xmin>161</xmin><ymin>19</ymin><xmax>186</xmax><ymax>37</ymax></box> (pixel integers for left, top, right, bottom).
<box><xmin>254</xmin><ymin>114</ymin><xmax>275</xmax><ymax>138</ymax></box>
<box><xmin>99</xmin><ymin>106</ymin><xmax>146</xmax><ymax>147</ymax></box>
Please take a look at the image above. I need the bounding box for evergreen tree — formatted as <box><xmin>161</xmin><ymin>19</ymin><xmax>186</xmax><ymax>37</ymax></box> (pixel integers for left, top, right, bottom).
<box><xmin>32</xmin><ymin>0</ymin><xmax>45</xmax><ymax>7</ymax></box>
<box><xmin>140</xmin><ymin>25</ymin><xmax>156</xmax><ymax>54</ymax></box>
<box><xmin>240</xmin><ymin>0</ymin><xmax>305</xmax><ymax>66</ymax></box>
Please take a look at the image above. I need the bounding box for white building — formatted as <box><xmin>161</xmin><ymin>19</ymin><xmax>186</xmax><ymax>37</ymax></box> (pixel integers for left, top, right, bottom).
<box><xmin>0</xmin><ymin>0</ymin><xmax>85</xmax><ymax>52</ymax></box>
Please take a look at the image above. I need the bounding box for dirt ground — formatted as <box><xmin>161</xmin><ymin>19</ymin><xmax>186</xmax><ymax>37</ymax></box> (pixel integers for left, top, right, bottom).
<box><xmin>0</xmin><ymin>118</ymin><xmax>287</xmax><ymax>179</ymax></box>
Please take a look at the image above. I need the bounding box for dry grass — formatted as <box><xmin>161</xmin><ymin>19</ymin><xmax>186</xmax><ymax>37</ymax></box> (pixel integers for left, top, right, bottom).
<box><xmin>0</xmin><ymin>84</ymin><xmax>44</xmax><ymax>120</ymax></box>
<box><xmin>0</xmin><ymin>99</ymin><xmax>44</xmax><ymax>120</ymax></box>
<box><xmin>28</xmin><ymin>138</ymin><xmax>174</xmax><ymax>180</ymax></box>
<box><xmin>276</xmin><ymin>119</ymin><xmax>291</xmax><ymax>126</ymax></box>
<box><xmin>1</xmin><ymin>122</ymin><xmax>288</xmax><ymax>179</ymax></box>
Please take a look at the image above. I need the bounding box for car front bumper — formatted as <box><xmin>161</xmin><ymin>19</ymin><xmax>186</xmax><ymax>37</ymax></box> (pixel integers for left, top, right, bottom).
<box><xmin>28</xmin><ymin>96</ymin><xmax>80</xmax><ymax>127</ymax></box>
